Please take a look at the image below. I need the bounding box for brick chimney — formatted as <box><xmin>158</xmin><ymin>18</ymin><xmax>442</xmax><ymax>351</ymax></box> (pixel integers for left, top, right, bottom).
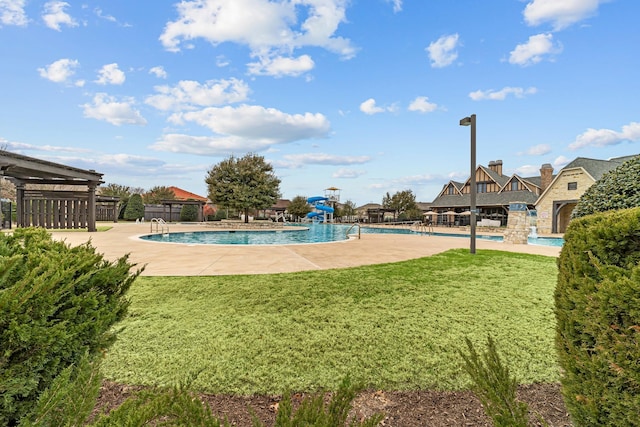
<box><xmin>540</xmin><ymin>163</ymin><xmax>553</xmax><ymax>191</ymax></box>
<box><xmin>494</xmin><ymin>160</ymin><xmax>503</xmax><ymax>176</ymax></box>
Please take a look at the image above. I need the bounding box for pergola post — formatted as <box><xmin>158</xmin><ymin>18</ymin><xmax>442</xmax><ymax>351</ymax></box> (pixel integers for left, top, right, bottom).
<box><xmin>88</xmin><ymin>182</ymin><xmax>97</xmax><ymax>232</ymax></box>
<box><xmin>15</xmin><ymin>182</ymin><xmax>25</xmax><ymax>228</ymax></box>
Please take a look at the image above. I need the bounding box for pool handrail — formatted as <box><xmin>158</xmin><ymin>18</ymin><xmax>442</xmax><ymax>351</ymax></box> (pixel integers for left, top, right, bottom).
<box><xmin>346</xmin><ymin>223</ymin><xmax>361</xmax><ymax>239</ymax></box>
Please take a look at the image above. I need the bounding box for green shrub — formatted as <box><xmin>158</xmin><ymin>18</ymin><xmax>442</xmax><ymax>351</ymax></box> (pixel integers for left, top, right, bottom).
<box><xmin>459</xmin><ymin>336</ymin><xmax>531</xmax><ymax>427</ymax></box>
<box><xmin>123</xmin><ymin>193</ymin><xmax>144</xmax><ymax>221</ymax></box>
<box><xmin>180</xmin><ymin>204</ymin><xmax>199</xmax><ymax>222</ymax></box>
<box><xmin>556</xmin><ymin>207</ymin><xmax>640</xmax><ymax>425</ymax></box>
<box><xmin>0</xmin><ymin>228</ymin><xmax>140</xmax><ymax>425</ymax></box>
<box><xmin>254</xmin><ymin>377</ymin><xmax>383</xmax><ymax>427</ymax></box>
<box><xmin>572</xmin><ymin>155</ymin><xmax>640</xmax><ymax>219</ymax></box>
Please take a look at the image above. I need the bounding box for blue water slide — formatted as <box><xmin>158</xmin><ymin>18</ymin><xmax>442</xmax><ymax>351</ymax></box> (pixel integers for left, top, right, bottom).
<box><xmin>315</xmin><ymin>203</ymin><xmax>334</xmax><ymax>213</ymax></box>
<box><xmin>306</xmin><ymin>211</ymin><xmax>323</xmax><ymax>218</ymax></box>
<box><xmin>307</xmin><ymin>196</ymin><xmax>328</xmax><ymax>204</ymax></box>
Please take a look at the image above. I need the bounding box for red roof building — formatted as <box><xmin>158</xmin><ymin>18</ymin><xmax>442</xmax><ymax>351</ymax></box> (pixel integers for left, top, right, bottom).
<box><xmin>168</xmin><ymin>186</ymin><xmax>207</xmax><ymax>202</ymax></box>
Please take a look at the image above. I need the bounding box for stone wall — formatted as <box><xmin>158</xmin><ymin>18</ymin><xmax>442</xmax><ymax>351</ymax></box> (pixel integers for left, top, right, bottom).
<box><xmin>207</xmin><ymin>220</ymin><xmax>285</xmax><ymax>229</ymax></box>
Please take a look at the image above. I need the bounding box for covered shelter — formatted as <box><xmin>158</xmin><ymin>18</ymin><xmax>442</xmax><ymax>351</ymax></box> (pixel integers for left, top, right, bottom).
<box><xmin>0</xmin><ymin>151</ymin><xmax>103</xmax><ymax>231</ymax></box>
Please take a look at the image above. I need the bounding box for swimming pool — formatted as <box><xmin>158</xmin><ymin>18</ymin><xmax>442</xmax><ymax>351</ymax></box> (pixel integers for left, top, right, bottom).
<box><xmin>139</xmin><ymin>223</ymin><xmax>564</xmax><ymax>246</ymax></box>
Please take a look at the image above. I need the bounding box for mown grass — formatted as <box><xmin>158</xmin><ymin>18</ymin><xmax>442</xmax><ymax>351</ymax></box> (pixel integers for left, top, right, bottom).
<box><xmin>102</xmin><ymin>249</ymin><xmax>559</xmax><ymax>395</ymax></box>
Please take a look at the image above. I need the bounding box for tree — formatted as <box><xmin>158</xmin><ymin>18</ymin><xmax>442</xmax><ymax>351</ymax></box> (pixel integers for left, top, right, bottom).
<box><xmin>180</xmin><ymin>204</ymin><xmax>198</xmax><ymax>221</ymax></box>
<box><xmin>123</xmin><ymin>193</ymin><xmax>144</xmax><ymax>220</ymax></box>
<box><xmin>383</xmin><ymin>190</ymin><xmax>418</xmax><ymax>220</ymax></box>
<box><xmin>341</xmin><ymin>200</ymin><xmax>356</xmax><ymax>222</ymax></box>
<box><xmin>572</xmin><ymin>155</ymin><xmax>640</xmax><ymax>219</ymax></box>
<box><xmin>98</xmin><ymin>183</ymin><xmax>141</xmax><ymax>220</ymax></box>
<box><xmin>143</xmin><ymin>186</ymin><xmax>176</xmax><ymax>204</ymax></box>
<box><xmin>287</xmin><ymin>195</ymin><xmax>312</xmax><ymax>221</ymax></box>
<box><xmin>205</xmin><ymin>153</ymin><xmax>281</xmax><ymax>223</ymax></box>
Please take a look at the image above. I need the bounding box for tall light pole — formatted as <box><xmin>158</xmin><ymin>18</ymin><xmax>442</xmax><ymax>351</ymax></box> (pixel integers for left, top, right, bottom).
<box><xmin>460</xmin><ymin>114</ymin><xmax>476</xmax><ymax>254</ymax></box>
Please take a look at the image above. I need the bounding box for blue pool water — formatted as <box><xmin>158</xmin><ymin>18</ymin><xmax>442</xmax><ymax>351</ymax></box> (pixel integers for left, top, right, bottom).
<box><xmin>139</xmin><ymin>223</ymin><xmax>564</xmax><ymax>247</ymax></box>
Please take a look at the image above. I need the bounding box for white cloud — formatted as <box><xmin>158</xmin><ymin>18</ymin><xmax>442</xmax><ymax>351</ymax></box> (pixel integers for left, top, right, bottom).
<box><xmin>82</xmin><ymin>93</ymin><xmax>147</xmax><ymax>126</ymax></box>
<box><xmin>509</xmin><ymin>33</ymin><xmax>562</xmax><ymax>66</ymax></box>
<box><xmin>216</xmin><ymin>55</ymin><xmax>230</xmax><ymax>67</ymax></box>
<box><xmin>569</xmin><ymin>122</ymin><xmax>640</xmax><ymax>150</ymax></box>
<box><xmin>332</xmin><ymin>168</ymin><xmax>366</xmax><ymax>178</ymax></box>
<box><xmin>145</xmin><ymin>78</ymin><xmax>250</xmax><ymax>111</ymax></box>
<box><xmin>94</xmin><ymin>7</ymin><xmax>116</xmax><ymax>23</ymax></box>
<box><xmin>274</xmin><ymin>153</ymin><xmax>371</xmax><ymax>169</ymax></box>
<box><xmin>159</xmin><ymin>0</ymin><xmax>356</xmax><ymax>73</ymax></box>
<box><xmin>408</xmin><ymin>96</ymin><xmax>437</xmax><ymax>113</ymax></box>
<box><xmin>0</xmin><ymin>0</ymin><xmax>28</xmax><ymax>26</ymax></box>
<box><xmin>524</xmin><ymin>0</ymin><xmax>608</xmax><ymax>31</ymax></box>
<box><xmin>2</xmin><ymin>140</ymin><xmax>91</xmax><ymax>153</ymax></box>
<box><xmin>360</xmin><ymin>98</ymin><xmax>396</xmax><ymax>115</ymax></box>
<box><xmin>151</xmin><ymin>105</ymin><xmax>330</xmax><ymax>155</ymax></box>
<box><xmin>38</xmin><ymin>58</ymin><xmax>79</xmax><ymax>83</ymax></box>
<box><xmin>515</xmin><ymin>165</ymin><xmax>540</xmax><ymax>176</ymax></box>
<box><xmin>149</xmin><ymin>66</ymin><xmax>167</xmax><ymax>79</ymax></box>
<box><xmin>469</xmin><ymin>86</ymin><xmax>537</xmax><ymax>101</ymax></box>
<box><xmin>426</xmin><ymin>34</ymin><xmax>459</xmax><ymax>68</ymax></box>
<box><xmin>553</xmin><ymin>155</ymin><xmax>570</xmax><ymax>169</ymax></box>
<box><xmin>95</xmin><ymin>63</ymin><xmax>126</xmax><ymax>85</ymax></box>
<box><xmin>42</xmin><ymin>1</ymin><xmax>77</xmax><ymax>31</ymax></box>
<box><xmin>387</xmin><ymin>0</ymin><xmax>402</xmax><ymax>13</ymax></box>
<box><xmin>247</xmin><ymin>54</ymin><xmax>315</xmax><ymax>77</ymax></box>
<box><xmin>522</xmin><ymin>144</ymin><xmax>552</xmax><ymax>156</ymax></box>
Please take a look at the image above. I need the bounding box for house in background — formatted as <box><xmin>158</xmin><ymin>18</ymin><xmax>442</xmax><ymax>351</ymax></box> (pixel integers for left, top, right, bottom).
<box><xmin>535</xmin><ymin>155</ymin><xmax>637</xmax><ymax>234</ymax></box>
<box><xmin>144</xmin><ymin>186</ymin><xmax>209</xmax><ymax>222</ymax></box>
<box><xmin>430</xmin><ymin>160</ymin><xmax>548</xmax><ymax>227</ymax></box>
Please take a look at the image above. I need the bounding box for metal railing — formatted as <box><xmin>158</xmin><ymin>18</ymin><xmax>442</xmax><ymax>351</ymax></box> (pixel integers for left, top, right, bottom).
<box><xmin>410</xmin><ymin>220</ymin><xmax>433</xmax><ymax>235</ymax></box>
<box><xmin>346</xmin><ymin>223</ymin><xmax>361</xmax><ymax>239</ymax></box>
<box><xmin>150</xmin><ymin>218</ymin><xmax>169</xmax><ymax>234</ymax></box>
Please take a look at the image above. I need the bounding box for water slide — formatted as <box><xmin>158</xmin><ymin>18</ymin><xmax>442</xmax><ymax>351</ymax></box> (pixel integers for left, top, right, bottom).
<box><xmin>306</xmin><ymin>196</ymin><xmax>334</xmax><ymax>221</ymax></box>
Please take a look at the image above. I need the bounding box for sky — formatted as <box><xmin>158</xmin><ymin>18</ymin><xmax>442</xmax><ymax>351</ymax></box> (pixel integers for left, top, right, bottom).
<box><xmin>1</xmin><ymin>0</ymin><xmax>639</xmax><ymax>206</ymax></box>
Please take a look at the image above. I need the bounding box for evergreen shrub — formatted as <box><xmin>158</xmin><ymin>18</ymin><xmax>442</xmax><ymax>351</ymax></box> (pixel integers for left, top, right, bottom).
<box><xmin>123</xmin><ymin>193</ymin><xmax>144</xmax><ymax>220</ymax></box>
<box><xmin>0</xmin><ymin>228</ymin><xmax>140</xmax><ymax>425</ymax></box>
<box><xmin>572</xmin><ymin>155</ymin><xmax>640</xmax><ymax>219</ymax></box>
<box><xmin>556</xmin><ymin>207</ymin><xmax>640</xmax><ymax>426</ymax></box>
<box><xmin>179</xmin><ymin>204</ymin><xmax>198</xmax><ymax>222</ymax></box>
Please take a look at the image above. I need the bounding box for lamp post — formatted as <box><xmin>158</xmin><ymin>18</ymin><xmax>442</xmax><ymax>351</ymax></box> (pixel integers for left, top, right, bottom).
<box><xmin>460</xmin><ymin>114</ymin><xmax>476</xmax><ymax>254</ymax></box>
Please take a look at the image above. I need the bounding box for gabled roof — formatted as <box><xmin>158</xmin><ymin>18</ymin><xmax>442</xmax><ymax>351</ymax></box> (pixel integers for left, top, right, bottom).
<box><xmin>436</xmin><ymin>180</ymin><xmax>464</xmax><ymax>197</ymax></box>
<box><xmin>356</xmin><ymin>203</ymin><xmax>382</xmax><ymax>211</ymax></box>
<box><xmin>498</xmin><ymin>175</ymin><xmax>541</xmax><ymax>194</ymax></box>
<box><xmin>562</xmin><ymin>156</ymin><xmax>634</xmax><ymax>181</ymax></box>
<box><xmin>430</xmin><ymin>190</ymin><xmax>538</xmax><ymax>208</ymax></box>
<box><xmin>168</xmin><ymin>186</ymin><xmax>207</xmax><ymax>202</ymax></box>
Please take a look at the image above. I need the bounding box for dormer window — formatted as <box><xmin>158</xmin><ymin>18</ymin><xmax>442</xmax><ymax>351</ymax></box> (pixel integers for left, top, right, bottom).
<box><xmin>511</xmin><ymin>181</ymin><xmax>519</xmax><ymax>191</ymax></box>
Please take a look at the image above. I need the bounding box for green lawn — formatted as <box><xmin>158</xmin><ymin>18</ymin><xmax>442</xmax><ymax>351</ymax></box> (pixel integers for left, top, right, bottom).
<box><xmin>102</xmin><ymin>249</ymin><xmax>560</xmax><ymax>395</ymax></box>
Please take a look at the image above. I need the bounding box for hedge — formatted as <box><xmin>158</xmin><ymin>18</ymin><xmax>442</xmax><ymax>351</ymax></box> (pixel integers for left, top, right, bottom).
<box><xmin>0</xmin><ymin>228</ymin><xmax>140</xmax><ymax>425</ymax></box>
<box><xmin>556</xmin><ymin>207</ymin><xmax>640</xmax><ymax>425</ymax></box>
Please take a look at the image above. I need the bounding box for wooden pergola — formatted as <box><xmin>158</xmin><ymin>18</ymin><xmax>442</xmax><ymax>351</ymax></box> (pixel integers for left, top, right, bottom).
<box><xmin>0</xmin><ymin>151</ymin><xmax>104</xmax><ymax>232</ymax></box>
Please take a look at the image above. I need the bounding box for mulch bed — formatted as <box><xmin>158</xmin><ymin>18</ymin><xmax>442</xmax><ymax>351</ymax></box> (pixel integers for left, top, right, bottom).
<box><xmin>92</xmin><ymin>381</ymin><xmax>573</xmax><ymax>426</ymax></box>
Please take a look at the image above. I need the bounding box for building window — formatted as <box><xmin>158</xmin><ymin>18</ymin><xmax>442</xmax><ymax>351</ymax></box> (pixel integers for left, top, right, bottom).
<box><xmin>568</xmin><ymin>182</ymin><xmax>578</xmax><ymax>190</ymax></box>
<box><xmin>447</xmin><ymin>185</ymin><xmax>455</xmax><ymax>195</ymax></box>
<box><xmin>511</xmin><ymin>181</ymin><xmax>519</xmax><ymax>191</ymax></box>
<box><xmin>477</xmin><ymin>182</ymin><xmax>487</xmax><ymax>193</ymax></box>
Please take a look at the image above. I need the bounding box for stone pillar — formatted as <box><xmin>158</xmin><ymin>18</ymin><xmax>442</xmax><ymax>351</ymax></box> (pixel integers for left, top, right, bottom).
<box><xmin>503</xmin><ymin>202</ymin><xmax>529</xmax><ymax>244</ymax></box>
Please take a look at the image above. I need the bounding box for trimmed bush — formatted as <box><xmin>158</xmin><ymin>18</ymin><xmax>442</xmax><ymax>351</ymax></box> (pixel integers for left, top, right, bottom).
<box><xmin>180</xmin><ymin>204</ymin><xmax>198</xmax><ymax>222</ymax></box>
<box><xmin>123</xmin><ymin>193</ymin><xmax>144</xmax><ymax>220</ymax></box>
<box><xmin>572</xmin><ymin>155</ymin><xmax>640</xmax><ymax>219</ymax></box>
<box><xmin>0</xmin><ymin>228</ymin><xmax>140</xmax><ymax>425</ymax></box>
<box><xmin>555</xmin><ymin>207</ymin><xmax>640</xmax><ymax>425</ymax></box>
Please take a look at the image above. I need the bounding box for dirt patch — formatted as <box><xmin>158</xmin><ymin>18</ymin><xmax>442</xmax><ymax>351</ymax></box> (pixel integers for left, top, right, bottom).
<box><xmin>92</xmin><ymin>381</ymin><xmax>572</xmax><ymax>426</ymax></box>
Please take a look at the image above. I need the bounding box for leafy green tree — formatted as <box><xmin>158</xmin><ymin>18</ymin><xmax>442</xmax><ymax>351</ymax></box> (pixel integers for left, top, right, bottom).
<box><xmin>180</xmin><ymin>204</ymin><xmax>199</xmax><ymax>222</ymax></box>
<box><xmin>143</xmin><ymin>186</ymin><xmax>176</xmax><ymax>204</ymax></box>
<box><xmin>287</xmin><ymin>195</ymin><xmax>312</xmax><ymax>221</ymax></box>
<box><xmin>205</xmin><ymin>153</ymin><xmax>281</xmax><ymax>223</ymax></box>
<box><xmin>341</xmin><ymin>200</ymin><xmax>356</xmax><ymax>222</ymax></box>
<box><xmin>383</xmin><ymin>190</ymin><xmax>418</xmax><ymax>220</ymax></box>
<box><xmin>98</xmin><ymin>183</ymin><xmax>133</xmax><ymax>219</ymax></box>
<box><xmin>572</xmin><ymin>155</ymin><xmax>640</xmax><ymax>218</ymax></box>
<box><xmin>123</xmin><ymin>193</ymin><xmax>144</xmax><ymax>220</ymax></box>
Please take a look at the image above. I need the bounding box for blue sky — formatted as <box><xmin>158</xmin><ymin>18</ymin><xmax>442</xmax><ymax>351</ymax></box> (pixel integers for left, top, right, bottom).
<box><xmin>1</xmin><ymin>0</ymin><xmax>639</xmax><ymax>206</ymax></box>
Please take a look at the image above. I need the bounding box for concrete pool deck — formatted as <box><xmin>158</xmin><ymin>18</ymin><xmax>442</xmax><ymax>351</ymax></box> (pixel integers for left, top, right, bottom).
<box><xmin>49</xmin><ymin>222</ymin><xmax>562</xmax><ymax>276</ymax></box>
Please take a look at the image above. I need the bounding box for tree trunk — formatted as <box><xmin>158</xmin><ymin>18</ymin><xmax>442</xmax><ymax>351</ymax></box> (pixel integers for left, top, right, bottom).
<box><xmin>244</xmin><ymin>208</ymin><xmax>249</xmax><ymax>223</ymax></box>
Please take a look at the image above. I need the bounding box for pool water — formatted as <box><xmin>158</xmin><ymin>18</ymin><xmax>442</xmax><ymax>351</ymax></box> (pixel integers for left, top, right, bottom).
<box><xmin>139</xmin><ymin>223</ymin><xmax>564</xmax><ymax>247</ymax></box>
